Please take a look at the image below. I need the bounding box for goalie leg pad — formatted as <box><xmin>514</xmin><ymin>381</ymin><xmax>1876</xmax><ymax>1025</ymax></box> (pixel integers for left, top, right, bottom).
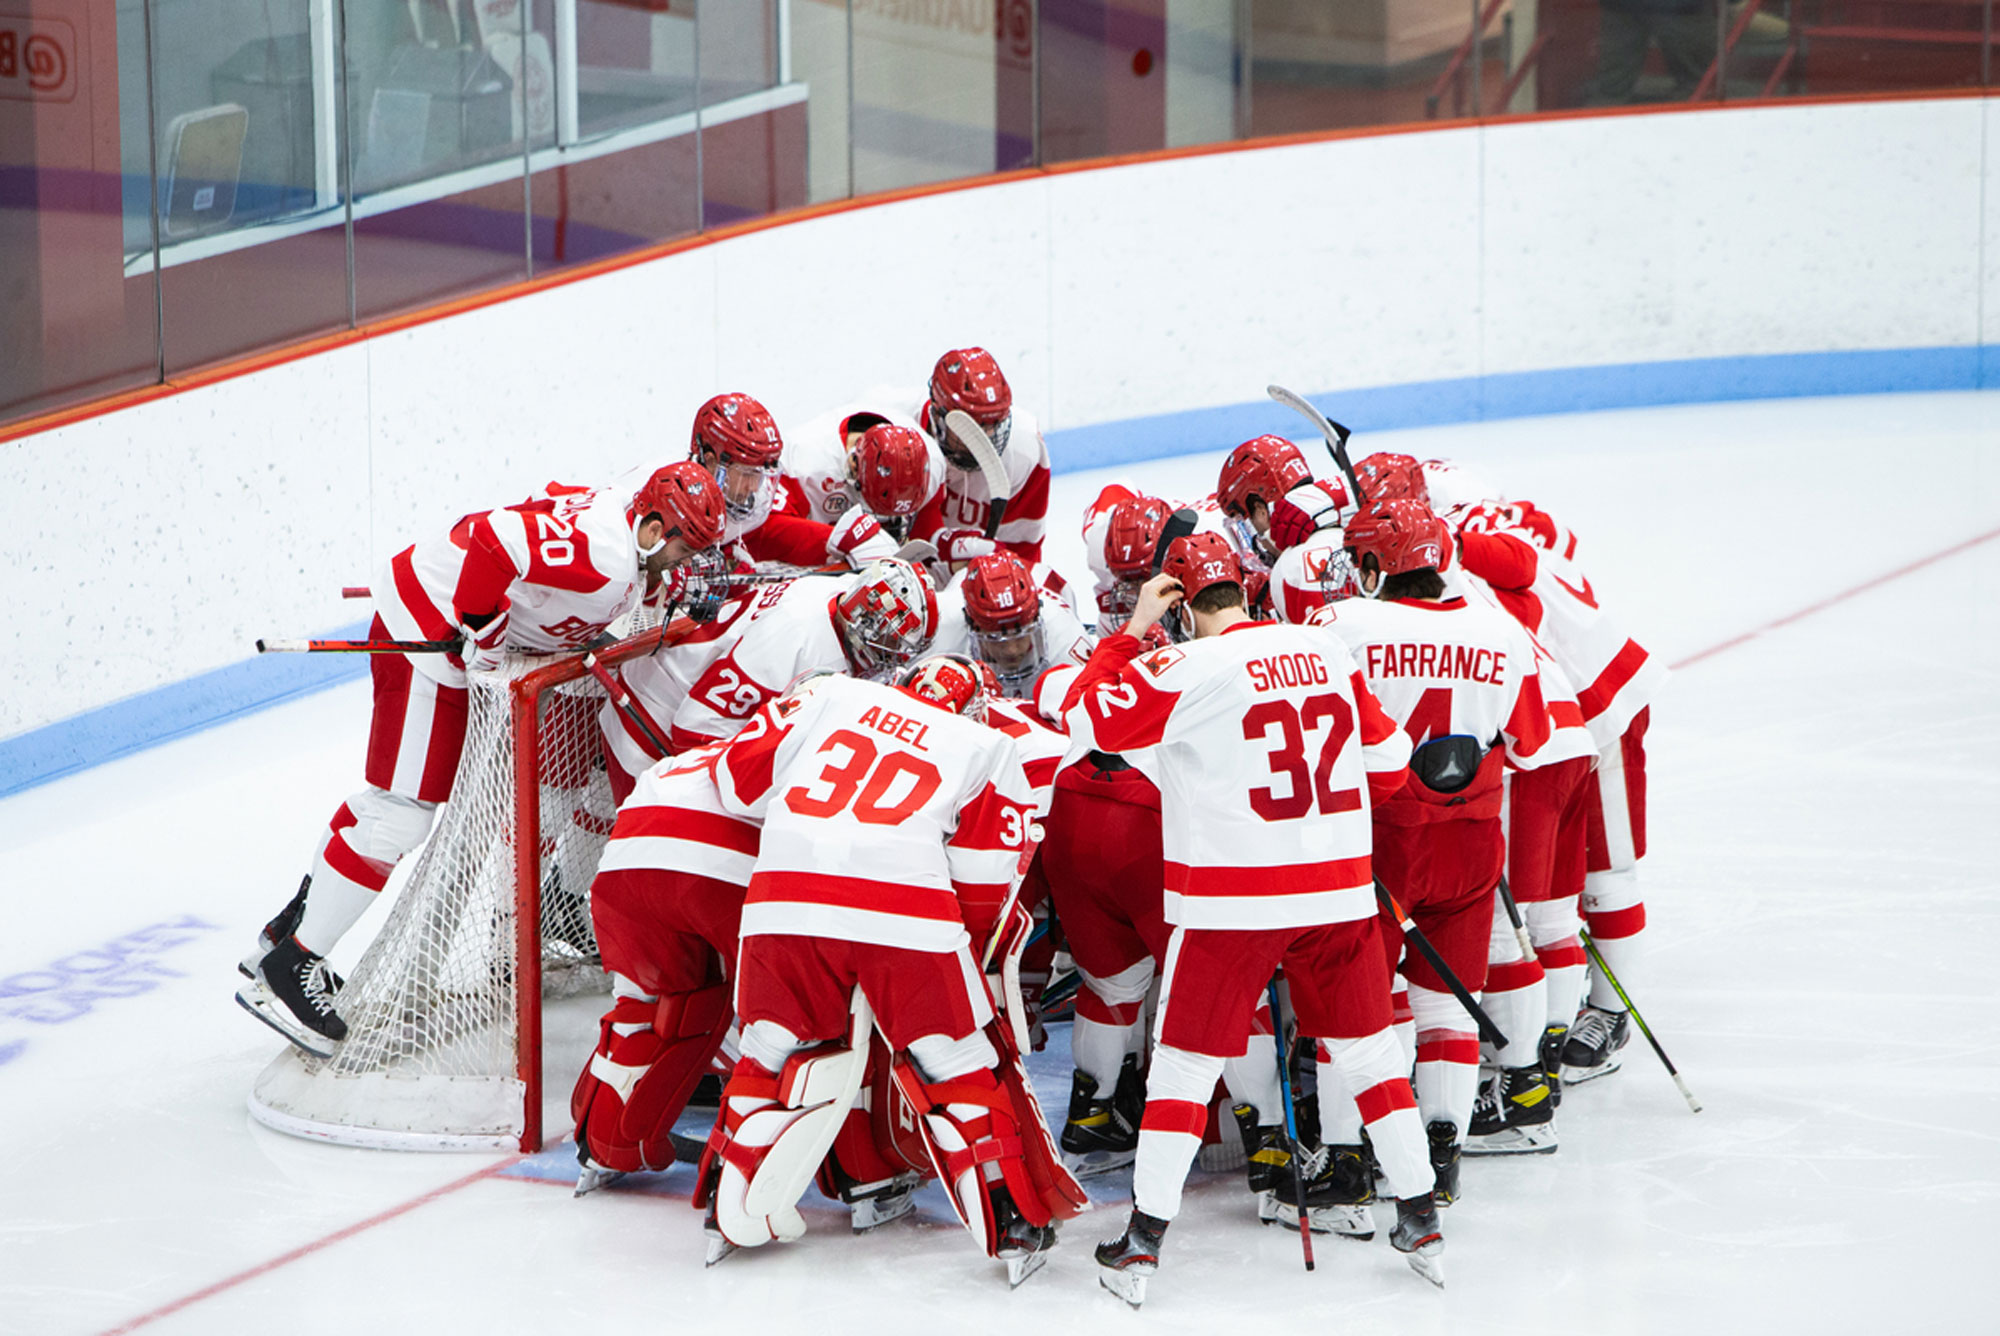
<box><xmin>571</xmin><ymin>979</ymin><xmax>733</xmax><ymax>1174</ymax></box>
<box><xmin>707</xmin><ymin>1059</ymin><xmax>808</xmax><ymax>1249</ymax></box>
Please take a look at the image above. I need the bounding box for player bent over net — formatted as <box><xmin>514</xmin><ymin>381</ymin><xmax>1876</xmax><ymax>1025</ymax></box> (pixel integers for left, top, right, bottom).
<box><xmin>1061</xmin><ymin>534</ymin><xmax>1446</xmax><ymax>1305</ymax></box>
<box><xmin>689</xmin><ymin>671</ymin><xmax>1085</xmax><ymax>1285</ymax></box>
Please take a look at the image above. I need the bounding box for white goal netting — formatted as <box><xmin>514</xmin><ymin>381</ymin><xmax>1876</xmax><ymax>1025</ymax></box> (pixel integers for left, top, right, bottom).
<box><xmin>249</xmin><ymin>630</ymin><xmax>668</xmax><ymax>1152</ymax></box>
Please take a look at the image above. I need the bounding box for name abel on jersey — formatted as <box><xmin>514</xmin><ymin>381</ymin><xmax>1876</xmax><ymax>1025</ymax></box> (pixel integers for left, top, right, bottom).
<box><xmin>1366</xmin><ymin>643</ymin><xmax>1507</xmax><ymax>684</ymax></box>
<box><xmin>856</xmin><ymin>705</ymin><xmax>932</xmax><ymax>751</ymax></box>
<box><xmin>1246</xmin><ymin>653</ymin><xmax>1331</xmax><ymax>692</ymax></box>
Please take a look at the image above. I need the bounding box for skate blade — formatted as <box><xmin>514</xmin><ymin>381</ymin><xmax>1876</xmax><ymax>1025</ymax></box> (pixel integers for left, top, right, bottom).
<box><xmin>1257</xmin><ymin>1190</ymin><xmax>1279</xmax><ymax>1225</ymax></box>
<box><xmin>1006</xmin><ymin>1247</ymin><xmax>1052</xmax><ymax>1289</ymax></box>
<box><xmin>1313</xmin><ymin>1204</ymin><xmax>1376</xmax><ymax>1241</ymax></box>
<box><xmin>1464</xmin><ymin>1122</ymin><xmax>1559</xmax><ymax>1156</ymax></box>
<box><xmin>850</xmin><ymin>1190</ymin><xmax>916</xmax><ymax>1233</ymax></box>
<box><xmin>704</xmin><ymin>1233</ymin><xmax>738</xmax><ymax>1268</ymax></box>
<box><xmin>1273</xmin><ymin>1202</ymin><xmax>1333</xmax><ymax>1237</ymax></box>
<box><xmin>233</xmin><ymin>984</ymin><xmax>337</xmax><ymax>1060</ymax></box>
<box><xmin>1097</xmin><ymin>1264</ymin><xmax>1151</xmax><ymax>1308</ymax></box>
<box><xmin>1402</xmin><ymin>1241</ymin><xmax>1445</xmax><ymax>1288</ymax></box>
<box><xmin>573</xmin><ymin>1164</ymin><xmax>627</xmax><ymax>1197</ymax></box>
<box><xmin>1561</xmin><ymin>1054</ymin><xmax>1623</xmax><ymax>1085</ymax></box>
<box><xmin>1061</xmin><ymin>1146</ymin><xmax>1138</xmax><ymax>1178</ymax></box>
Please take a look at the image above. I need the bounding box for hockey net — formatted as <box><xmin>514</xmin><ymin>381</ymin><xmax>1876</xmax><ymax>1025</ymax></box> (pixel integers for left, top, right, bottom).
<box><xmin>249</xmin><ymin>621</ymin><xmax>688</xmax><ymax>1152</ymax></box>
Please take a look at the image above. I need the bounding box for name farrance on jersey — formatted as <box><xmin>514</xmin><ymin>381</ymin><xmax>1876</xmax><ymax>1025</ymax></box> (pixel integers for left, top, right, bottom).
<box><xmin>1366</xmin><ymin>643</ymin><xmax>1507</xmax><ymax>684</ymax></box>
<box><xmin>856</xmin><ymin>704</ymin><xmax>933</xmax><ymax>751</ymax></box>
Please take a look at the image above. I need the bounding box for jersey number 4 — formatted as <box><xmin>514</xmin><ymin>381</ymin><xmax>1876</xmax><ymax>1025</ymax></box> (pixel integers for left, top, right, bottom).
<box><xmin>787</xmin><ymin>730</ymin><xmax>942</xmax><ymax>826</ymax></box>
<box><xmin>1242</xmin><ymin>695</ymin><xmax>1360</xmax><ymax>820</ymax></box>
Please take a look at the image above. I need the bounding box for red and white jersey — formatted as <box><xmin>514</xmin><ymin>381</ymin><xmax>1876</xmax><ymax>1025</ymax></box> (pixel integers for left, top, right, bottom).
<box><xmin>1457</xmin><ymin>499</ymin><xmax>1582</xmax><ymax>566</ymax></box>
<box><xmin>1305</xmin><ymin>596</ymin><xmax>1555</xmax><ymax>771</ymax></box>
<box><xmin>1456</xmin><ymin>571</ymin><xmax>1597</xmax><ymax>766</ymax></box>
<box><xmin>379</xmin><ymin>482</ymin><xmax>642</xmax><ymax>688</ymax></box>
<box><xmin>595</xmin><ymin>742</ymin><xmax>761</xmax><ymax>887</ymax></box>
<box><xmin>911</xmin><ymin>400</ymin><xmax>1052</xmax><ymax>565</ymax></box>
<box><xmin>714</xmin><ymin>675</ymin><xmax>1039</xmax><ymax>953</ymax></box>
<box><xmin>1454</xmin><ymin>528</ymin><xmax>1666</xmax><ymax>748</ymax></box>
<box><xmin>608</xmin><ymin>575</ymin><xmax>852</xmax><ymax>775</ymax></box>
<box><xmin>776</xmin><ymin>399</ymin><xmax>941</xmax><ymax>527</ymax></box>
<box><xmin>1062</xmin><ymin>622</ymin><xmax>1411</xmax><ymax>931</ymax></box>
<box><xmin>985</xmin><ymin>697</ymin><xmax>1067</xmax><ymax>818</ymax></box>
<box><xmin>930</xmin><ymin>578</ymin><xmax>1095</xmax><ymax>697</ymax></box>
<box><xmin>1269</xmin><ymin>531</ymin><xmax>1354</xmax><ymax>625</ymax></box>
<box><xmin>1079</xmin><ymin>487</ymin><xmax>1255</xmax><ymax>634</ymax></box>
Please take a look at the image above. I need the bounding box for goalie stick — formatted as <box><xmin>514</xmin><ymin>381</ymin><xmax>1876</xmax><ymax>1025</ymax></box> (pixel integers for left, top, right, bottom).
<box><xmin>943</xmin><ymin>409</ymin><xmax>1013</xmax><ymax>541</ymax></box>
<box><xmin>1267</xmin><ymin>385</ymin><xmax>1365</xmax><ymax>513</ymax></box>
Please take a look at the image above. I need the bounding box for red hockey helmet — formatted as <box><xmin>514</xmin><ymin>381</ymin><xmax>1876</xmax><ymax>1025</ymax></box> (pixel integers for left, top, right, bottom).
<box><xmin>833</xmin><ymin>558</ymin><xmax>940</xmax><ymax>679</ymax></box>
<box><xmin>1352</xmin><ymin>452</ymin><xmax>1430</xmax><ymax>507</ymax></box>
<box><xmin>895</xmin><ymin>653</ymin><xmax>998</xmax><ymax>723</ymax></box>
<box><xmin>1161</xmin><ymin>531</ymin><xmax>1242</xmax><ymax>602</ymax></box>
<box><xmin>962</xmin><ymin>553</ymin><xmax>1040</xmax><ymax>635</ymax></box>
<box><xmin>690</xmin><ymin>392</ymin><xmax>782</xmax><ymax>466</ymax></box>
<box><xmin>1344</xmin><ymin>499</ymin><xmax>1444</xmax><ymax>589</ymax></box>
<box><xmin>1217</xmin><ymin>435</ymin><xmax>1312</xmax><ymax>519</ymax></box>
<box><xmin>1103</xmin><ymin>495</ymin><xmax>1172</xmax><ymax>583</ymax></box>
<box><xmin>852</xmin><ymin>424</ymin><xmax>933</xmax><ymax>520</ymax></box>
<box><xmin>630</xmin><ymin>459</ymin><xmax>725</xmax><ymax>553</ymax></box>
<box><xmin>927</xmin><ymin>348</ymin><xmax>1014</xmax><ymax>464</ymax></box>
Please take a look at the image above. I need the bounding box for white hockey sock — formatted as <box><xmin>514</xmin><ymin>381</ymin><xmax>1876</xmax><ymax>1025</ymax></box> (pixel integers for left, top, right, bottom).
<box><xmin>294</xmin><ymin>855</ymin><xmax>378</xmax><ymax>958</ymax></box>
<box><xmin>1315</xmin><ymin>1056</ymin><xmax>1363</xmax><ymax>1145</ymax></box>
<box><xmin>1483</xmin><ymin>963</ymin><xmax>1546</xmax><ymax>1069</ymax></box>
<box><xmin>1408</xmin><ymin>984</ymin><xmax>1479</xmax><ymax>1139</ymax></box>
<box><xmin>1527</xmin><ymin>896</ymin><xmax>1589</xmax><ymax>1031</ymax></box>
<box><xmin>1130</xmin><ymin>1044</ymin><xmax>1223</xmax><ymax>1221</ymax></box>
<box><xmin>1324</xmin><ymin>1028</ymin><xmax>1427</xmax><ymax>1199</ymax></box>
<box><xmin>1221</xmin><ymin>1048</ymin><xmax>1283</xmax><ymax>1126</ymax></box>
<box><xmin>1071</xmin><ymin>1016</ymin><xmax>1139</xmax><ymax>1095</ymax></box>
<box><xmin>1583</xmin><ymin>866</ymin><xmax>1646</xmax><ymax>1012</ymax></box>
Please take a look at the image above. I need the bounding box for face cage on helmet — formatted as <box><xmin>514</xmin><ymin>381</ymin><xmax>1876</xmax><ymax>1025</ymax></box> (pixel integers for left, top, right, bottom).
<box><xmin>1222</xmin><ymin>516</ymin><xmax>1275</xmax><ymax>573</ymax></box>
<box><xmin>708</xmin><ymin>457</ymin><xmax>776</xmax><ymax>522</ymax></box>
<box><xmin>970</xmin><ymin>621</ymin><xmax>1048</xmax><ymax>695</ymax></box>
<box><xmin>928</xmin><ymin>402</ymin><xmax>1012</xmax><ymax>468</ymax></box>
<box><xmin>1316</xmin><ymin>546</ymin><xmax>1362</xmax><ymax>602</ymax></box>
<box><xmin>841</xmin><ymin>609</ymin><xmax>930</xmax><ymax>682</ymax></box>
<box><xmin>1103</xmin><ymin>580</ymin><xmax>1141</xmax><ymax>621</ymax></box>
<box><xmin>669</xmin><ymin>545</ymin><xmax>734</xmax><ymax>623</ymax></box>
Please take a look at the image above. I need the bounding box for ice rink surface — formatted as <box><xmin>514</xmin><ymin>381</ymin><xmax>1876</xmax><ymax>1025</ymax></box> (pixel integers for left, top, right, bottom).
<box><xmin>3</xmin><ymin>391</ymin><xmax>1998</xmax><ymax>1335</ymax></box>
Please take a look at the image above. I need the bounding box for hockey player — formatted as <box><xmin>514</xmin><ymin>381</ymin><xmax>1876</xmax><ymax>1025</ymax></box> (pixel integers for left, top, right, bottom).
<box><xmin>909</xmin><ymin>348</ymin><xmax>1053</xmax><ymax>566</ymax></box>
<box><xmin>1307</xmin><ymin>498</ymin><xmax>1554</xmax><ymax>1205</ymax></box>
<box><xmin>1215</xmin><ymin>435</ymin><xmax>1352</xmax><ymax>623</ymax></box>
<box><xmin>600</xmin><ymin>558</ymin><xmax>940</xmax><ymax>798</ymax></box>
<box><xmin>689</xmin><ymin>393</ymin><xmax>887</xmax><ymax>570</ymax></box>
<box><xmin>1444</xmin><ymin>494</ymin><xmax>1667</xmax><ymax>1084</ymax></box>
<box><xmin>1065</xmin><ymin>533</ymin><xmax>1447</xmax><ymax>1304</ymax></box>
<box><xmin>937</xmin><ymin>552</ymin><xmax>1093</xmax><ymax>698</ymax></box>
<box><xmin>696</xmin><ymin>672</ymin><xmax>1082</xmax><ymax>1282</ymax></box>
<box><xmin>236</xmin><ymin>462</ymin><xmax>726</xmax><ymax>1057</ymax></box>
<box><xmin>777</xmin><ymin>406</ymin><xmax>943</xmax><ymax>545</ymax></box>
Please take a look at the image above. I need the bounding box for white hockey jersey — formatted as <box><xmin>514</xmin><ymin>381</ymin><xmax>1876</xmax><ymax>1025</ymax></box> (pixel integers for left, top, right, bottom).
<box><xmin>714</xmin><ymin>675</ymin><xmax>1040</xmax><ymax>953</ymax></box>
<box><xmin>380</xmin><ymin>482</ymin><xmax>643</xmax><ymax>688</ymax></box>
<box><xmin>1063</xmin><ymin>622</ymin><xmax>1412</xmax><ymax>930</ymax></box>
<box><xmin>595</xmin><ymin>742</ymin><xmax>761</xmax><ymax>887</ymax></box>
<box><xmin>910</xmin><ymin>397</ymin><xmax>1053</xmax><ymax>565</ymax></box>
<box><xmin>776</xmin><ymin>398</ymin><xmax>941</xmax><ymax>527</ymax></box>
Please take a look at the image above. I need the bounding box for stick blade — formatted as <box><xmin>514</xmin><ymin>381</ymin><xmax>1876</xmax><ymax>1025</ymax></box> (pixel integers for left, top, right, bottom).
<box><xmin>1150</xmin><ymin>508</ymin><xmax>1199</xmax><ymax>572</ymax></box>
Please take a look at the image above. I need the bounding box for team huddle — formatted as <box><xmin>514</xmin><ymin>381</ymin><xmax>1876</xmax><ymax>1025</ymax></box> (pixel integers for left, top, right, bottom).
<box><xmin>232</xmin><ymin>347</ymin><xmax>1665</xmax><ymax>1302</ymax></box>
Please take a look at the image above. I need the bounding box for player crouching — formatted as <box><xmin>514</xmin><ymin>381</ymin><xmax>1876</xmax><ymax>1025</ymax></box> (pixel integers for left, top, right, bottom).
<box><xmin>692</xmin><ymin>669</ymin><xmax>1084</xmax><ymax>1284</ymax></box>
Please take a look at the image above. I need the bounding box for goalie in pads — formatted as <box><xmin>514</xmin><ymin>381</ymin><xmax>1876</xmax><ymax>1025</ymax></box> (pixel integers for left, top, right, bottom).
<box><xmin>692</xmin><ymin>671</ymin><xmax>1084</xmax><ymax>1283</ymax></box>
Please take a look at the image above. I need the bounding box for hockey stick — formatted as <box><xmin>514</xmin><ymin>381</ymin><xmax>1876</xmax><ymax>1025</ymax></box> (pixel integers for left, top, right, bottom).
<box><xmin>944</xmin><ymin>409</ymin><xmax>1012</xmax><ymax>541</ymax></box>
<box><xmin>1581</xmin><ymin>932</ymin><xmax>1703</xmax><ymax>1114</ymax></box>
<box><xmin>579</xmin><ymin>648</ymin><xmax>671</xmax><ymax>758</ymax></box>
<box><xmin>1267</xmin><ymin>385</ymin><xmax>1364</xmax><ymax>512</ymax></box>
<box><xmin>1265</xmin><ymin>978</ymin><xmax>1315</xmax><ymax>1273</ymax></box>
<box><xmin>257</xmin><ymin>635</ymin><xmax>461</xmax><ymax>654</ymax></box>
<box><xmin>1495</xmin><ymin>876</ymin><xmax>1537</xmax><ymax>963</ymax></box>
<box><xmin>1150</xmin><ymin>508</ymin><xmax>1199</xmax><ymax>573</ymax></box>
<box><xmin>1375</xmin><ymin>883</ymin><xmax>1508</xmax><ymax>1048</ymax></box>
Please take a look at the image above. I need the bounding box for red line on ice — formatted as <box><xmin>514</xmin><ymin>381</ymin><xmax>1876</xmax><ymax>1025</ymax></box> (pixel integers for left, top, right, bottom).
<box><xmin>1670</xmin><ymin>523</ymin><xmax>2000</xmax><ymax>670</ymax></box>
<box><xmin>94</xmin><ymin>522</ymin><xmax>2000</xmax><ymax>1335</ymax></box>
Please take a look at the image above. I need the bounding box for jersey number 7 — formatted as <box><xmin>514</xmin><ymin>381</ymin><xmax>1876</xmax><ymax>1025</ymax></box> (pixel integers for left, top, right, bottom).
<box><xmin>1242</xmin><ymin>695</ymin><xmax>1360</xmax><ymax>820</ymax></box>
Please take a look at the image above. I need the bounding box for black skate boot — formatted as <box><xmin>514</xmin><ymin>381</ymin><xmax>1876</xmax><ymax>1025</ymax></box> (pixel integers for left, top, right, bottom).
<box><xmin>1426</xmin><ymin>1119</ymin><xmax>1461</xmax><ymax>1206</ymax></box>
<box><xmin>1273</xmin><ymin>1141</ymin><xmax>1376</xmax><ymax>1240</ymax></box>
<box><xmin>1232</xmin><ymin>1102</ymin><xmax>1291</xmax><ymax>1222</ymax></box>
<box><xmin>235</xmin><ymin>935</ymin><xmax>348</xmax><ymax>1058</ymax></box>
<box><xmin>239</xmin><ymin>876</ymin><xmax>313</xmax><ymax>979</ymax></box>
<box><xmin>1390</xmin><ymin>1193</ymin><xmax>1445</xmax><ymax>1287</ymax></box>
<box><xmin>1466</xmin><ymin>1065</ymin><xmax>1558</xmax><ymax>1156</ymax></box>
<box><xmin>991</xmin><ymin>1186</ymin><xmax>1058</xmax><ymax>1288</ymax></box>
<box><xmin>1059</xmin><ymin>1054</ymin><xmax>1141</xmax><ymax>1176</ymax></box>
<box><xmin>1095</xmin><ymin>1209</ymin><xmax>1168</xmax><ymax>1308</ymax></box>
<box><xmin>1561</xmin><ymin>1006</ymin><xmax>1631</xmax><ymax>1085</ymax></box>
<box><xmin>1540</xmin><ymin>1024</ymin><xmax>1569</xmax><ymax>1108</ymax></box>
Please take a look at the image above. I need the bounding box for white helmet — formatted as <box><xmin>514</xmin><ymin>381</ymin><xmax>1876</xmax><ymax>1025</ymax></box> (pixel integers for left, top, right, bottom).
<box><xmin>833</xmin><ymin>559</ymin><xmax>940</xmax><ymax>679</ymax></box>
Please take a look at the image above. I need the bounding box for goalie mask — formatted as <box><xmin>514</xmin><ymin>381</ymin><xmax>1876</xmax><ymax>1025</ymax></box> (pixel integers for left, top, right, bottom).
<box><xmin>927</xmin><ymin>348</ymin><xmax>1013</xmax><ymax>469</ymax></box>
<box><xmin>832</xmin><ymin>558</ymin><xmax>940</xmax><ymax>680</ymax></box>
<box><xmin>960</xmin><ymin>553</ymin><xmax>1047</xmax><ymax>695</ymax></box>
<box><xmin>691</xmin><ymin>392</ymin><xmax>783</xmax><ymax>522</ymax></box>
<box><xmin>895</xmin><ymin>653</ymin><xmax>999</xmax><ymax>724</ymax></box>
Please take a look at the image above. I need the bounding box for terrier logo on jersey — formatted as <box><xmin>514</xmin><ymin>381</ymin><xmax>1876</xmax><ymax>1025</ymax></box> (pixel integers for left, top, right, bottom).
<box><xmin>1140</xmin><ymin>646</ymin><xmax>1184</xmax><ymax>675</ymax></box>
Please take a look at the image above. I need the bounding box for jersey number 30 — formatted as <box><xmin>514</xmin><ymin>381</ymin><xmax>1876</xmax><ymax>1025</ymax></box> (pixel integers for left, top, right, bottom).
<box><xmin>1242</xmin><ymin>695</ymin><xmax>1360</xmax><ymax>820</ymax></box>
<box><xmin>787</xmin><ymin>730</ymin><xmax>942</xmax><ymax>826</ymax></box>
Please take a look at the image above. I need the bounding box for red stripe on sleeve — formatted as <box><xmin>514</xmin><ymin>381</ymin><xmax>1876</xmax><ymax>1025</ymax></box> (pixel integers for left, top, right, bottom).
<box><xmin>1458</xmin><ymin>529</ymin><xmax>1540</xmax><ymax>592</ymax></box>
<box><xmin>1576</xmin><ymin>639</ymin><xmax>1650</xmax><ymax>721</ymax></box>
<box><xmin>452</xmin><ymin>513</ymin><xmax>521</xmax><ymax>623</ymax></box>
<box><xmin>389</xmin><ymin>550</ymin><xmax>458</xmax><ymax>643</ymax></box>
<box><xmin>744</xmin><ymin>512</ymin><xmax>837</xmax><ymax>566</ymax></box>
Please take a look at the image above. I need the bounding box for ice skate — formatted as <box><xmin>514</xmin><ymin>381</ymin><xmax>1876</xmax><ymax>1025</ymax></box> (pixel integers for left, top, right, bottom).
<box><xmin>238</xmin><ymin>876</ymin><xmax>312</xmax><ymax>979</ymax></box>
<box><xmin>1540</xmin><ymin>1024</ymin><xmax>1569</xmax><ymax>1108</ymax></box>
<box><xmin>1059</xmin><ymin>1056</ymin><xmax>1142</xmax><ymax>1176</ymax></box>
<box><xmin>703</xmin><ymin>1214</ymin><xmax>738</xmax><ymax>1268</ymax></box>
<box><xmin>1466</xmin><ymin>1065</ymin><xmax>1558</xmax><ymax>1157</ymax></box>
<box><xmin>572</xmin><ymin>1139</ymin><xmax>627</xmax><ymax>1197</ymax></box>
<box><xmin>1390</xmin><ymin>1194</ymin><xmax>1445</xmax><ymax>1287</ymax></box>
<box><xmin>1232</xmin><ymin>1102</ymin><xmax>1294</xmax><ymax>1219</ymax></box>
<box><xmin>235</xmin><ymin>935</ymin><xmax>347</xmax><ymax>1058</ymax></box>
<box><xmin>1426</xmin><ymin>1120</ymin><xmax>1461</xmax><ymax>1206</ymax></box>
<box><xmin>1274</xmin><ymin>1142</ymin><xmax>1375</xmax><ymax>1239</ymax></box>
<box><xmin>847</xmin><ymin>1174</ymin><xmax>922</xmax><ymax>1233</ymax></box>
<box><xmin>1095</xmin><ymin>1209</ymin><xmax>1167</xmax><ymax>1308</ymax></box>
<box><xmin>993</xmin><ymin>1189</ymin><xmax>1058</xmax><ymax>1288</ymax></box>
<box><xmin>1561</xmin><ymin>1006</ymin><xmax>1630</xmax><ymax>1085</ymax></box>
